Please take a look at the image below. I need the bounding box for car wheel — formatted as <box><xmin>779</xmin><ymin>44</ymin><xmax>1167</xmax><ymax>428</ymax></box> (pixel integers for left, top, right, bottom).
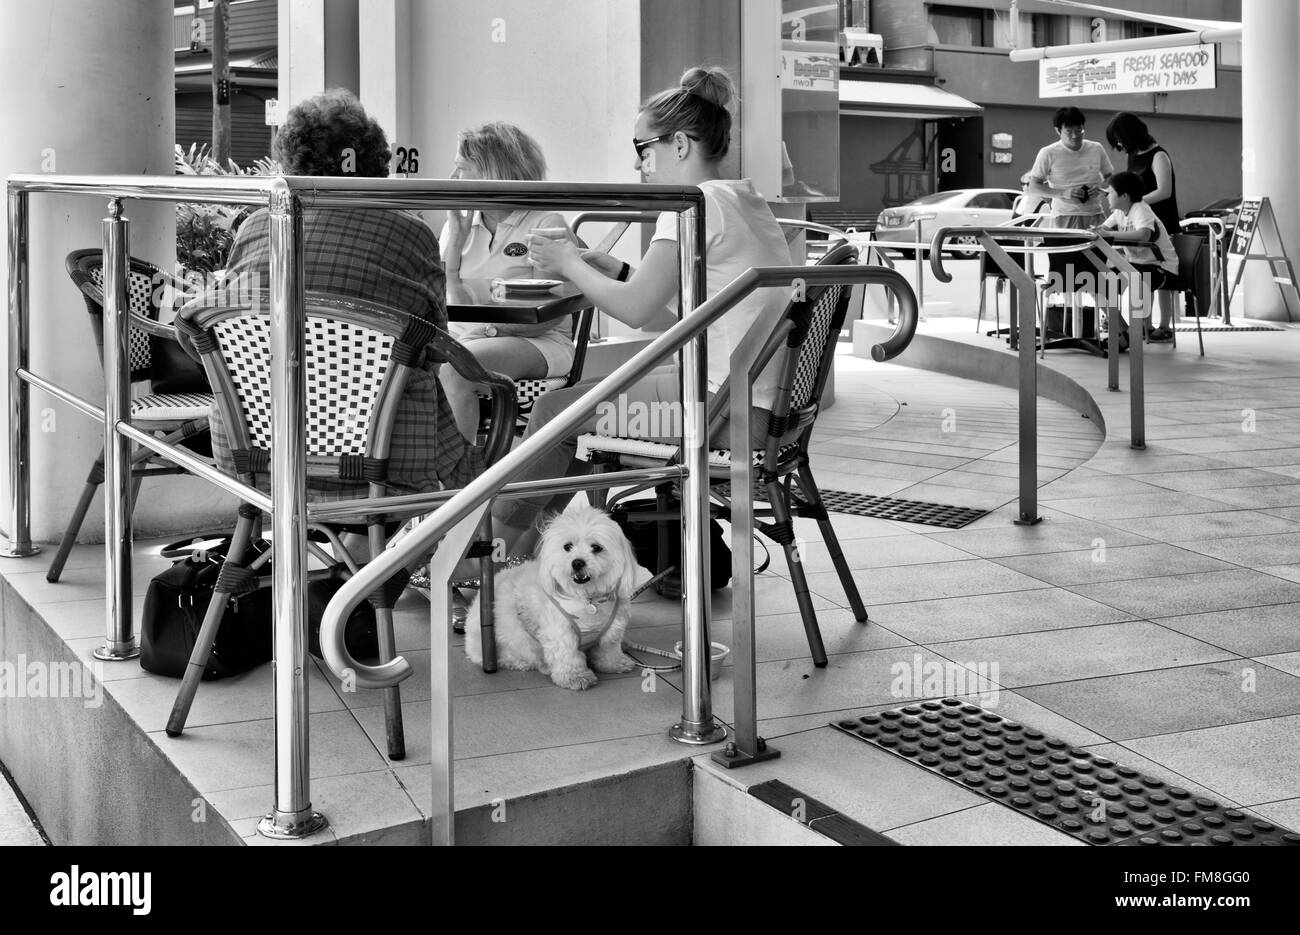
<box><xmin>954</xmin><ymin>235</ymin><xmax>979</xmax><ymax>260</ymax></box>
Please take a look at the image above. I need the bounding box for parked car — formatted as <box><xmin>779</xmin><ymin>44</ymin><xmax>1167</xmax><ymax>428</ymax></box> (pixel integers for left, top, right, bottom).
<box><xmin>1183</xmin><ymin>195</ymin><xmax>1241</xmax><ymax>241</ymax></box>
<box><xmin>872</xmin><ymin>189</ymin><xmax>1021</xmax><ymax>259</ymax></box>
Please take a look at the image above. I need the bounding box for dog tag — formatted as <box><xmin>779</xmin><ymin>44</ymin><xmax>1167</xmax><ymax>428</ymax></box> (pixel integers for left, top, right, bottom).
<box><xmin>503</xmin><ymin>241</ymin><xmax>528</xmax><ymax>257</ymax></box>
<box><xmin>586</xmin><ymin>603</ymin><xmax>598</xmax><ymax>615</ymax></box>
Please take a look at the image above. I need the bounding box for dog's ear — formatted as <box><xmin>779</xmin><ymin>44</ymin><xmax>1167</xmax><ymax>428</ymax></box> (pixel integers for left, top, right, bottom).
<box><xmin>535</xmin><ymin>512</ymin><xmax>558</xmax><ymax>551</ymax></box>
<box><xmin>618</xmin><ymin>531</ymin><xmax>638</xmax><ymax>600</ymax></box>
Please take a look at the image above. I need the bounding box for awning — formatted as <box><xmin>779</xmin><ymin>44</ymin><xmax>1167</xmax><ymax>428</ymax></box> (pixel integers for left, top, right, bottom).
<box><xmin>840</xmin><ymin>80</ymin><xmax>983</xmax><ymax>120</ymax></box>
<box><xmin>174</xmin><ymin>48</ymin><xmax>278</xmax><ymax>90</ymax></box>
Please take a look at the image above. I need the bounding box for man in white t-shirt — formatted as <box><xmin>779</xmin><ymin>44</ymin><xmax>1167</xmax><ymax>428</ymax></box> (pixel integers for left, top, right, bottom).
<box><xmin>1027</xmin><ymin>107</ymin><xmax>1115</xmax><ymax>342</ymax></box>
<box><xmin>1027</xmin><ymin>107</ymin><xmax>1114</xmax><ymax>229</ymax></box>
<box><xmin>1096</xmin><ymin>170</ymin><xmax>1180</xmax><ymax>341</ymax></box>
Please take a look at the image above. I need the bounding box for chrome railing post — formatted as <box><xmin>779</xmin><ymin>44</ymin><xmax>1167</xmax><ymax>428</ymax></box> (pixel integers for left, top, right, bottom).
<box><xmin>713</xmin><ymin>291</ymin><xmax>778</xmax><ymax>769</ymax></box>
<box><xmin>426</xmin><ymin>503</ymin><xmax>489</xmax><ymax>846</ymax></box>
<box><xmin>964</xmin><ymin>232</ymin><xmax>1042</xmax><ymax>526</ymax></box>
<box><xmin>1128</xmin><ymin>272</ymin><xmax>1147</xmax><ymax>451</ymax></box>
<box><xmin>913</xmin><ymin>218</ymin><xmax>925</xmax><ymax>312</ymax></box>
<box><xmin>1216</xmin><ymin>225</ymin><xmax>1232</xmax><ymax>327</ymax></box>
<box><xmin>1088</xmin><ymin>238</ymin><xmax>1148</xmax><ymax>451</ymax></box>
<box><xmin>671</xmin><ymin>205</ymin><xmax>726</xmax><ymax>746</ymax></box>
<box><xmin>95</xmin><ymin>199</ymin><xmax>139</xmax><ymax>660</ymax></box>
<box><xmin>257</xmin><ymin>180</ymin><xmax>326</xmax><ymax>840</ymax></box>
<box><xmin>1011</xmin><ymin>256</ymin><xmax>1040</xmax><ymax>527</ymax></box>
<box><xmin>3</xmin><ymin>188</ymin><xmax>38</xmax><ymax>558</ymax></box>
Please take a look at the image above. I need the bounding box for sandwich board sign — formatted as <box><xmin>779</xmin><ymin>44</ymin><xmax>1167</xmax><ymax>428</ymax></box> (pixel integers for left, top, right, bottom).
<box><xmin>1227</xmin><ymin>196</ymin><xmax>1299</xmax><ymax>320</ymax></box>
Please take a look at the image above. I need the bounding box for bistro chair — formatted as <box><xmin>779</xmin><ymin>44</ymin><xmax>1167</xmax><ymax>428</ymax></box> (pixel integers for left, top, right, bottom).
<box><xmin>574</xmin><ymin>243</ymin><xmax>868</xmax><ymax>667</ymax></box>
<box><xmin>48</xmin><ymin>250</ymin><xmax>214</xmax><ymax>583</ymax></box>
<box><xmin>168</xmin><ymin>291</ymin><xmax>516</xmax><ymax>760</ymax></box>
<box><xmin>1145</xmin><ymin>233</ymin><xmax>1207</xmax><ymax>356</ymax></box>
<box><xmin>975</xmin><ymin>214</ymin><xmax>1046</xmax><ymax>339</ymax></box>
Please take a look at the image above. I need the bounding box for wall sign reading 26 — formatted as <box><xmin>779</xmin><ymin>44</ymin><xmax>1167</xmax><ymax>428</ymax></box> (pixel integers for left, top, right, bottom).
<box><xmin>1039</xmin><ymin>43</ymin><xmax>1216</xmax><ymax>98</ymax></box>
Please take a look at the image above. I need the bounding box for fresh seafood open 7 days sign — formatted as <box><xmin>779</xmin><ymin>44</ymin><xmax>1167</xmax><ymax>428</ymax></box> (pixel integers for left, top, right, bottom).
<box><xmin>1039</xmin><ymin>43</ymin><xmax>1216</xmax><ymax>98</ymax></box>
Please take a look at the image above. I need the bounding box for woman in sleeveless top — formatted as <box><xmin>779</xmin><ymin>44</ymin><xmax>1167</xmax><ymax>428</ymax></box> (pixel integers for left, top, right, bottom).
<box><xmin>486</xmin><ymin>65</ymin><xmax>794</xmax><ymax>560</ymax></box>
<box><xmin>1106</xmin><ymin>112</ymin><xmax>1180</xmax><ymax>338</ymax></box>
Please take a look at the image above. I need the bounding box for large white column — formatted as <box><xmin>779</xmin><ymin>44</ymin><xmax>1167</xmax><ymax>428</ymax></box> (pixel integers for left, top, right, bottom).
<box><xmin>1241</xmin><ymin>0</ymin><xmax>1300</xmax><ymax>321</ymax></box>
<box><xmin>278</xmin><ymin>0</ymin><xmax>360</xmax><ymax>109</ymax></box>
<box><xmin>359</xmin><ymin>0</ymin><xmax>413</xmax><ymax>156</ymax></box>
<box><xmin>1</xmin><ymin>0</ymin><xmax>234</xmax><ymax>544</ymax></box>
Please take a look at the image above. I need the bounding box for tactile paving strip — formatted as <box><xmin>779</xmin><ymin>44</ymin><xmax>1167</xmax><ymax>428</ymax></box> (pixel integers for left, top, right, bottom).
<box><xmin>718</xmin><ymin>486</ymin><xmax>989</xmax><ymax>529</ymax></box>
<box><xmin>832</xmin><ymin>699</ymin><xmax>1300</xmax><ymax>847</ymax></box>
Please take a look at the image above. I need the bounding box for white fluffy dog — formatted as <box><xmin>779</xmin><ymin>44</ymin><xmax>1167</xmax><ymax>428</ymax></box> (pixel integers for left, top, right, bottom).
<box><xmin>465</xmin><ymin>505</ymin><xmax>640</xmax><ymax>690</ymax></box>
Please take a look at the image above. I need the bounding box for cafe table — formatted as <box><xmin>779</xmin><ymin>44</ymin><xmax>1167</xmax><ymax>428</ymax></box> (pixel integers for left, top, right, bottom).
<box><xmin>445</xmin><ymin>276</ymin><xmax>589</xmax><ymax>326</ymax></box>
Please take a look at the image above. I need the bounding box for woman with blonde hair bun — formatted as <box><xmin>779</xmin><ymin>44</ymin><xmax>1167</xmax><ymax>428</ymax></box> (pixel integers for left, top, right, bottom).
<box><xmin>487</xmin><ymin>65</ymin><xmax>796</xmax><ymax>557</ymax></box>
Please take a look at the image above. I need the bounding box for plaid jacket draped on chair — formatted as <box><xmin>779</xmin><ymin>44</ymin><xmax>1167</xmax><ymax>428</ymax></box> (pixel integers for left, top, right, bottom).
<box><xmin>196</xmin><ymin>206</ymin><xmax>483</xmax><ymax>495</ymax></box>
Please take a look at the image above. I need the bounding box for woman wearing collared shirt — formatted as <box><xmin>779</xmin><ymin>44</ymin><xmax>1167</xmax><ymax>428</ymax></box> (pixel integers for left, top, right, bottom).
<box><xmin>439</xmin><ymin>123</ymin><xmax>575</xmax><ymax>437</ymax></box>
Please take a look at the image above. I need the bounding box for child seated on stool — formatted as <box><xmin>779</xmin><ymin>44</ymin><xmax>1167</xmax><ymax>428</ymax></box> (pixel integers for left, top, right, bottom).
<box><xmin>1093</xmin><ymin>170</ymin><xmax>1180</xmax><ymax>342</ymax></box>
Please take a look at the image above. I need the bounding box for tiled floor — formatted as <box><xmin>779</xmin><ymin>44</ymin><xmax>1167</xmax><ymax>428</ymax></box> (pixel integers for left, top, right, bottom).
<box><xmin>6</xmin><ymin>315</ymin><xmax>1300</xmax><ymax>845</ymax></box>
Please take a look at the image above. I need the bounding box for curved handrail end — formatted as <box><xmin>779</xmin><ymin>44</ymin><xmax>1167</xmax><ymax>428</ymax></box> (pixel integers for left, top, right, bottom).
<box><xmin>929</xmin><ymin>226</ymin><xmax>956</xmax><ymax>283</ymax></box>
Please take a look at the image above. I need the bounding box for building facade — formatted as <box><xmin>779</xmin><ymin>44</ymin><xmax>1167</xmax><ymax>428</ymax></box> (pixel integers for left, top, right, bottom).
<box><xmin>174</xmin><ymin>0</ymin><xmax>277</xmax><ymax>167</ymax></box>
<box><xmin>830</xmin><ymin>0</ymin><xmax>1242</xmax><ymax>228</ymax></box>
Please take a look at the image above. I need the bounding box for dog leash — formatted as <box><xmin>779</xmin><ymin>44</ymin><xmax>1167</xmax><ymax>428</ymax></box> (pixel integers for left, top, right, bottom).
<box><xmin>543</xmin><ymin>589</ymin><xmax>622</xmax><ymax>646</ymax></box>
<box><xmin>623</xmin><ymin>567</ymin><xmax>730</xmax><ymax>674</ymax></box>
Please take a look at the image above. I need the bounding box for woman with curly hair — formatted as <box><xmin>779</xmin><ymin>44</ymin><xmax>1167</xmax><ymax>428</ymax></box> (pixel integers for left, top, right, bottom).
<box><xmin>188</xmin><ymin>88</ymin><xmax>480</xmax><ymax>500</ymax></box>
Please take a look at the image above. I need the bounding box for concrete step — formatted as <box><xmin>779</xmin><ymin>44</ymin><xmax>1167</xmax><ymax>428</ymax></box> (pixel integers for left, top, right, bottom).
<box><xmin>0</xmin><ymin>763</ymin><xmax>44</xmax><ymax>846</ymax></box>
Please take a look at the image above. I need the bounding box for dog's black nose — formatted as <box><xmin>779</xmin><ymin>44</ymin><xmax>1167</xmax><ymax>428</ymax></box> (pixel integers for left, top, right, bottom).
<box><xmin>571</xmin><ymin>558</ymin><xmax>586</xmax><ymax>571</ymax></box>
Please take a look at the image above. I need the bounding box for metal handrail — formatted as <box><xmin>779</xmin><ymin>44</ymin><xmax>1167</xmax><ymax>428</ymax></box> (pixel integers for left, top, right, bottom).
<box><xmin>773</xmin><ymin>219</ymin><xmax>899</xmax><ymax>321</ymax></box>
<box><xmin>315</xmin><ymin>262</ymin><xmax>919</xmax><ymax>688</ymax></box>
<box><xmin>6</xmin><ymin>174</ymin><xmax>710</xmax><ymax>844</ymax></box>
<box><xmin>7</xmin><ymin>174</ymin><xmax>711</xmax><ymax>213</ymax></box>
<box><xmin>928</xmin><ymin>225</ymin><xmax>1151</xmax><ymax>524</ymax></box>
<box><xmin>1181</xmin><ymin>216</ymin><xmax>1228</xmax><ymax>329</ymax></box>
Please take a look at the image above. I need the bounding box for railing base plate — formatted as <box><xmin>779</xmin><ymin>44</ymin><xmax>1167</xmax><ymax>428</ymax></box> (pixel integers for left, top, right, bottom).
<box><xmin>257</xmin><ymin>808</ymin><xmax>328</xmax><ymax>840</ymax></box>
<box><xmin>93</xmin><ymin>640</ymin><xmax>140</xmax><ymax>661</ymax></box>
<box><xmin>0</xmin><ymin>544</ymin><xmax>41</xmax><ymax>558</ymax></box>
<box><xmin>669</xmin><ymin>720</ymin><xmax>728</xmax><ymax>746</ymax></box>
<box><xmin>711</xmin><ymin>740</ymin><xmax>781</xmax><ymax>769</ymax></box>
<box><xmin>1012</xmin><ymin>515</ymin><xmax>1043</xmax><ymax>527</ymax></box>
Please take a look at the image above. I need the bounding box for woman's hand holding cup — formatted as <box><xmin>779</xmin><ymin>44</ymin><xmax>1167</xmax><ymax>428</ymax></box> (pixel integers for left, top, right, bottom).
<box><xmin>526</xmin><ymin>228</ymin><xmax>579</xmax><ymax>277</ymax></box>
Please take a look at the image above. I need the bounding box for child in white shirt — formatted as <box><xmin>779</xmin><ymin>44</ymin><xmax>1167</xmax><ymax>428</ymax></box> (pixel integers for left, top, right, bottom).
<box><xmin>1095</xmin><ymin>171</ymin><xmax>1179</xmax><ymax>341</ymax></box>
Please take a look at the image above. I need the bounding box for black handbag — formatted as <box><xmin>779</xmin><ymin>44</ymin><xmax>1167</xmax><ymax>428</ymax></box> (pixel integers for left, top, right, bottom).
<box><xmin>141</xmin><ymin>540</ymin><xmax>380</xmax><ymax>680</ymax></box>
<box><xmin>140</xmin><ymin>539</ymin><xmax>273</xmax><ymax>680</ymax></box>
<box><xmin>612</xmin><ymin>500</ymin><xmax>732</xmax><ymax>590</ymax></box>
<box><xmin>149</xmin><ymin>333</ymin><xmax>211</xmax><ymax>395</ymax></box>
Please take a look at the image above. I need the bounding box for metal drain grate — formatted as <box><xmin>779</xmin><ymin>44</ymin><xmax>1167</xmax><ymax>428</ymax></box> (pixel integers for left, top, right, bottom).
<box><xmin>718</xmin><ymin>486</ymin><xmax>989</xmax><ymax>529</ymax></box>
<box><xmin>832</xmin><ymin>699</ymin><xmax>1300</xmax><ymax>847</ymax></box>
<box><xmin>813</xmin><ymin>492</ymin><xmax>989</xmax><ymax>528</ymax></box>
<box><xmin>1175</xmin><ymin>325</ymin><xmax>1282</xmax><ymax>332</ymax></box>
